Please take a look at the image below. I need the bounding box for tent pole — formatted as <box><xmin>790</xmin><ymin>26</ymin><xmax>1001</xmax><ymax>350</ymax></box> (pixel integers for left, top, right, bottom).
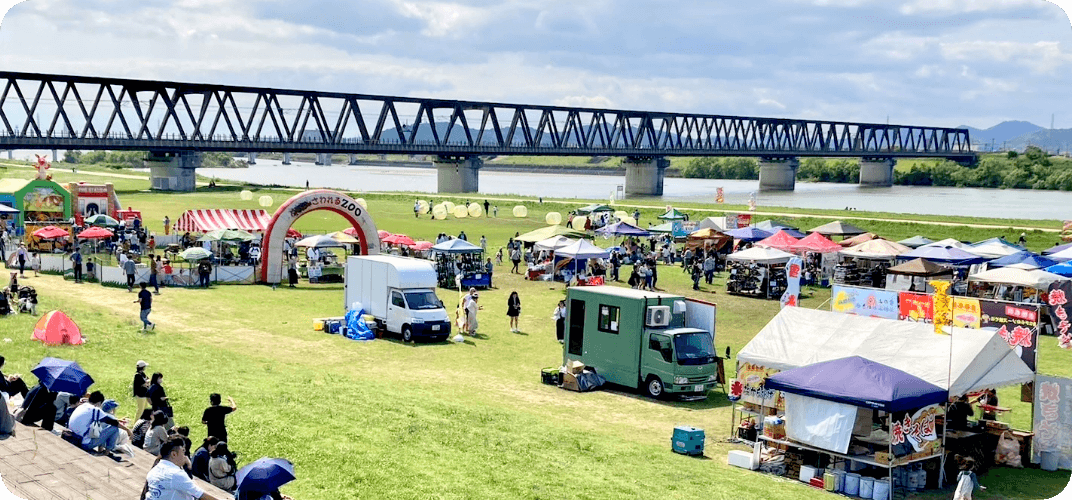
<box><xmin>939</xmin><ymin>408</ymin><xmax>948</xmax><ymax>488</ymax></box>
<box><xmin>888</xmin><ymin>412</ymin><xmax>893</xmax><ymax>498</ymax></box>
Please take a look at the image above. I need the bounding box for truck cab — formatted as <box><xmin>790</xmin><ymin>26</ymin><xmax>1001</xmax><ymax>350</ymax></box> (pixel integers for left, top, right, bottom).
<box><xmin>386</xmin><ymin>288</ymin><xmax>450</xmax><ymax>341</ymax></box>
<box><xmin>563</xmin><ymin>286</ymin><xmax>718</xmax><ymax>399</ymax></box>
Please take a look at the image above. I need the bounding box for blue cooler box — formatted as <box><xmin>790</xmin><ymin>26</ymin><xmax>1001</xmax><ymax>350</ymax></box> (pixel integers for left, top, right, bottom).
<box><xmin>671</xmin><ymin>426</ymin><xmax>705</xmax><ymax>456</ymax></box>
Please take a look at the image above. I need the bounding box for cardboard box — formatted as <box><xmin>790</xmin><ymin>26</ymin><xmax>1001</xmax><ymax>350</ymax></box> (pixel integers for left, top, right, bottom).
<box><xmin>561</xmin><ymin>372</ymin><xmax>580</xmax><ymax>391</ymax></box>
<box><xmin>566</xmin><ymin>360</ymin><xmax>585</xmax><ymax>375</ymax></box>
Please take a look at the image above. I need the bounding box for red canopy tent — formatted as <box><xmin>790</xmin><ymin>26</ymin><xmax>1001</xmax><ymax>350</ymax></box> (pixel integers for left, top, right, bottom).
<box><xmin>33</xmin><ymin>226</ymin><xmax>69</xmax><ymax>239</ymax></box>
<box><xmin>76</xmin><ymin>227</ymin><xmax>114</xmax><ymax>239</ymax></box>
<box><xmin>382</xmin><ymin>234</ymin><xmax>415</xmax><ymax>246</ymax></box>
<box><xmin>790</xmin><ymin>232</ymin><xmax>842</xmax><ymax>253</ymax></box>
<box><xmin>755</xmin><ymin>229</ymin><xmax>800</xmax><ymax>252</ymax></box>
<box><xmin>32</xmin><ymin>311</ymin><xmax>84</xmax><ymax>346</ymax></box>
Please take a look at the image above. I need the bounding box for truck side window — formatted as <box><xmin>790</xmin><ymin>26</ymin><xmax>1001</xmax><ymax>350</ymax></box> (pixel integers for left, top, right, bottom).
<box><xmin>648</xmin><ymin>334</ymin><xmax>673</xmax><ymax>363</ymax></box>
<box><xmin>597</xmin><ymin>304</ymin><xmax>620</xmax><ymax>334</ymax></box>
<box><xmin>391</xmin><ymin>291</ymin><xmax>405</xmax><ymax>308</ymax></box>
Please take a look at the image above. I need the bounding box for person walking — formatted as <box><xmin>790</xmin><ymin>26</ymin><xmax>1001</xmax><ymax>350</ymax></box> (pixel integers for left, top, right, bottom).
<box><xmin>483</xmin><ymin>199</ymin><xmax>490</xmax><ymax>215</ymax></box>
<box><xmin>70</xmin><ymin>247</ymin><xmax>83</xmax><ymax>283</ymax></box>
<box><xmin>162</xmin><ymin>215</ymin><xmax>170</xmax><ymax>236</ymax></box>
<box><xmin>465</xmin><ymin>293</ymin><xmax>481</xmax><ymax>336</ymax></box>
<box><xmin>492</xmin><ymin>205</ymin><xmax>498</xmax><ymax>218</ymax></box>
<box><xmin>16</xmin><ymin>243</ymin><xmax>28</xmax><ymax>277</ymax></box>
<box><xmin>507</xmin><ymin>291</ymin><xmax>521</xmax><ymax>333</ymax></box>
<box><xmin>479</xmin><ymin>235</ymin><xmax>487</xmax><ymax>252</ymax></box>
<box><xmin>510</xmin><ymin>246</ymin><xmax>522</xmax><ymax>274</ymax></box>
<box><xmin>953</xmin><ymin>457</ymin><xmax>985</xmax><ymax>500</ymax></box>
<box><xmin>552</xmin><ymin>300</ymin><xmax>567</xmax><ymax>343</ymax></box>
<box><xmin>148</xmin><ymin>255</ymin><xmax>161</xmax><ymax>294</ymax></box>
<box><xmin>135</xmin><ymin>282</ymin><xmax>155</xmax><ymax>331</ymax></box>
<box><xmin>123</xmin><ymin>254</ymin><xmax>137</xmax><ymax>292</ymax></box>
<box><xmin>413</xmin><ymin>200</ymin><xmax>421</xmax><ymax>218</ymax></box>
<box><xmin>198</xmin><ymin>259</ymin><xmax>212</xmax><ymax>288</ymax></box>
<box><xmin>690</xmin><ymin>261</ymin><xmax>702</xmax><ymax>290</ymax></box>
<box><xmin>30</xmin><ymin>252</ymin><xmax>40</xmax><ymax>277</ymax></box>
<box><xmin>133</xmin><ymin>360</ymin><xmax>150</xmax><ymax>417</ymax></box>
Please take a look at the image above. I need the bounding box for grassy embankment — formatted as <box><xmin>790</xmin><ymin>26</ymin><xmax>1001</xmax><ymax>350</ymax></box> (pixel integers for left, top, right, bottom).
<box><xmin>0</xmin><ymin>162</ymin><xmax>1068</xmax><ymax>499</ymax></box>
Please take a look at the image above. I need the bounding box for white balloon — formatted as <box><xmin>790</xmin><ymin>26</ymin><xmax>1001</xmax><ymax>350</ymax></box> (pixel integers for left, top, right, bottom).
<box><xmin>258</xmin><ymin>195</ymin><xmax>273</xmax><ymax>207</ymax></box>
<box><xmin>240</xmin><ymin>190</ymin><xmax>253</xmax><ymax>201</ymax></box>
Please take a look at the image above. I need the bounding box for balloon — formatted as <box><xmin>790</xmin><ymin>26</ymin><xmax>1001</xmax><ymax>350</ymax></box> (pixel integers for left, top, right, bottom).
<box><xmin>573</xmin><ymin>215</ymin><xmax>589</xmax><ymax>228</ymax></box>
<box><xmin>512</xmin><ymin>205</ymin><xmax>528</xmax><ymax>218</ymax></box>
<box><xmin>432</xmin><ymin>204</ymin><xmax>448</xmax><ymax>220</ymax></box>
<box><xmin>545</xmin><ymin>212</ymin><xmax>562</xmax><ymax>225</ymax></box>
<box><xmin>453</xmin><ymin>205</ymin><xmax>469</xmax><ymax>218</ymax></box>
<box><xmin>355</xmin><ymin>198</ymin><xmax>367</xmax><ymax>209</ymax></box>
<box><xmin>417</xmin><ymin>200</ymin><xmax>430</xmax><ymax>214</ymax></box>
<box><xmin>452</xmin><ymin>334</ymin><xmax>465</xmax><ymax>343</ymax></box>
<box><xmin>258</xmin><ymin>195</ymin><xmax>273</xmax><ymax>207</ymax></box>
<box><xmin>467</xmin><ymin>204</ymin><xmax>483</xmax><ymax>218</ymax></box>
<box><xmin>240</xmin><ymin>190</ymin><xmax>253</xmax><ymax>201</ymax></box>
<box><xmin>619</xmin><ymin>216</ymin><xmax>637</xmax><ymax>226</ymax></box>
<box><xmin>443</xmin><ymin>201</ymin><xmax>456</xmax><ymax>213</ymax></box>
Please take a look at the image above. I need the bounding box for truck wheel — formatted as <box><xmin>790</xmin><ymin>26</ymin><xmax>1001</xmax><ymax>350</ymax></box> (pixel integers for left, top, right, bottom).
<box><xmin>402</xmin><ymin>326</ymin><xmax>414</xmax><ymax>343</ymax></box>
<box><xmin>644</xmin><ymin>376</ymin><xmax>665</xmax><ymax>399</ymax></box>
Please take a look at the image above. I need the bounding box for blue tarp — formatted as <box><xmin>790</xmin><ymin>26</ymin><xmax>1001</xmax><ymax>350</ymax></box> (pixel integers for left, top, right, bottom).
<box><xmin>764</xmin><ymin>356</ymin><xmax>947</xmax><ymax>412</ymax></box>
<box><xmin>988</xmin><ymin>251</ymin><xmax>1059</xmax><ymax>269</ymax></box>
<box><xmin>344</xmin><ymin>308</ymin><xmax>375</xmax><ymax>341</ymax></box>
<box><xmin>897</xmin><ymin>245</ymin><xmax>987</xmax><ymax>265</ymax></box>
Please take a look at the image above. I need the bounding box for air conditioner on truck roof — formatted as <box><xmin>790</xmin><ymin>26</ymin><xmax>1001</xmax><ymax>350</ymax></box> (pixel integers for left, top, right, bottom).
<box><xmin>646</xmin><ymin>305</ymin><xmax>671</xmax><ymax>327</ymax></box>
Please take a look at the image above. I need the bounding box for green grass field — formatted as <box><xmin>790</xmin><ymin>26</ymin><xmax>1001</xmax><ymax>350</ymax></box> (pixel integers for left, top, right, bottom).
<box><xmin>0</xmin><ymin>163</ymin><xmax>1069</xmax><ymax>499</ymax></box>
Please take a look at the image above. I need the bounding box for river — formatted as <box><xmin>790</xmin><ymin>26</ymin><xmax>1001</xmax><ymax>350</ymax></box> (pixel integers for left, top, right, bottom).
<box><xmin>193</xmin><ymin>159</ymin><xmax>1061</xmax><ymax>221</ymax></box>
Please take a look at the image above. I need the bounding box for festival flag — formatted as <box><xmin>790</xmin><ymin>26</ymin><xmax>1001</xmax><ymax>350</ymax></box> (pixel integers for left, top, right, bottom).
<box><xmin>716</xmin><ymin>187</ymin><xmax>724</xmax><ymax>204</ymax></box>
<box><xmin>929</xmin><ymin>280</ymin><xmax>952</xmax><ymax>335</ymax></box>
<box><xmin>780</xmin><ymin>257</ymin><xmax>803</xmax><ymax>308</ymax></box>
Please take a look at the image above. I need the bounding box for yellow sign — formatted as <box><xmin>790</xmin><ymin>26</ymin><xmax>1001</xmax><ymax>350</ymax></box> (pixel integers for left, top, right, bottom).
<box><xmin>951</xmin><ymin>298</ymin><xmax>981</xmax><ymax>329</ymax></box>
<box><xmin>929</xmin><ymin>280</ymin><xmax>951</xmax><ymax>334</ymax></box>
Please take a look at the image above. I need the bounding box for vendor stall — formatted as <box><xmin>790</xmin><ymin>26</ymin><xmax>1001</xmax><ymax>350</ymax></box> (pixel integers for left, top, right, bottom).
<box><xmin>968</xmin><ymin>238</ymin><xmax>1025</xmax><ymax>260</ymax></box>
<box><xmin>789</xmin><ymin>232</ymin><xmax>842</xmax><ymax>286</ymax></box>
<box><xmin>884</xmin><ymin>258</ymin><xmax>955</xmax><ymax>293</ymax></box>
<box><xmin>966</xmin><ymin>267</ymin><xmax>1067</xmax><ymax>303</ymax></box>
<box><xmin>0</xmin><ymin>178</ymin><xmax>72</xmax><ymax>227</ymax></box>
<box><xmin>759</xmin><ymin>356</ymin><xmax>948</xmax><ymax>499</ymax></box>
<box><xmin>835</xmin><ymin>239</ymin><xmax>911</xmax><ymax>287</ymax></box>
<box><xmin>555</xmin><ymin>239</ymin><xmax>609</xmax><ymax>285</ymax></box>
<box><xmin>838</xmin><ymin>232</ymin><xmax>878</xmax><ymax>247</ymax></box>
<box><xmin>987</xmin><ymin>251</ymin><xmax>1059</xmax><ymax>270</ymax></box>
<box><xmin>726</xmin><ymin>247</ymin><xmax>793</xmax><ymax>299</ymax></box>
<box><xmin>734</xmin><ymin>308</ymin><xmax>1036</xmax><ymax>491</ymax></box>
<box><xmin>430</xmin><ymin>238</ymin><xmax>487</xmax><ymax>288</ymax></box>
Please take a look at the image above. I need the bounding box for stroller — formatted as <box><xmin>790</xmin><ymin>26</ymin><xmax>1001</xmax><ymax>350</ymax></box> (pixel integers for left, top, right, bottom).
<box><xmin>16</xmin><ymin>286</ymin><xmax>37</xmax><ymax>314</ymax></box>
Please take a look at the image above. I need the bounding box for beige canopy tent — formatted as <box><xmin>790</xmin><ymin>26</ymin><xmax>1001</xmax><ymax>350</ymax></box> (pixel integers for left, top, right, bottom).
<box><xmin>808</xmin><ymin>220</ymin><xmax>867</xmax><ymax>236</ymax></box>
<box><xmin>737</xmin><ymin>307</ymin><xmax>1034</xmax><ymax>396</ymax></box>
<box><xmin>968</xmin><ymin>267</ymin><xmax>1067</xmax><ymax>288</ymax></box>
<box><xmin>515</xmin><ymin>225</ymin><xmax>587</xmax><ymax>243</ymax></box>
<box><xmin>839</xmin><ymin>239</ymin><xmax>911</xmax><ymax>260</ymax></box>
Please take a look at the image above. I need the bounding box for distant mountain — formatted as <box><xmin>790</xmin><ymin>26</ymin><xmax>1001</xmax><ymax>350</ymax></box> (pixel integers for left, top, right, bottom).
<box><xmin>960</xmin><ymin>120</ymin><xmax>1044</xmax><ymax>148</ymax></box>
<box><xmin>1005</xmin><ymin>128</ymin><xmax>1072</xmax><ymax>154</ymax></box>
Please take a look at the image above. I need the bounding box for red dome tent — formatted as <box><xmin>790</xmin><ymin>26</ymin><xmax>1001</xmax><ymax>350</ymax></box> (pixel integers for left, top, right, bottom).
<box><xmin>32</xmin><ymin>311</ymin><xmax>84</xmax><ymax>346</ymax></box>
<box><xmin>755</xmin><ymin>229</ymin><xmax>800</xmax><ymax>252</ymax></box>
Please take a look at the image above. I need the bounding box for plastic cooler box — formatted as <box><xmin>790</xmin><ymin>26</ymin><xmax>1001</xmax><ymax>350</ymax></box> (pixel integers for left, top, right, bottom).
<box><xmin>671</xmin><ymin>426</ymin><xmax>705</xmax><ymax>456</ymax></box>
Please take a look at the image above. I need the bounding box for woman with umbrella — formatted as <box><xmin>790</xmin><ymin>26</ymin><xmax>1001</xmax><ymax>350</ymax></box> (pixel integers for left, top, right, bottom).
<box><xmin>235</xmin><ymin>458</ymin><xmax>296</xmax><ymax>500</ymax></box>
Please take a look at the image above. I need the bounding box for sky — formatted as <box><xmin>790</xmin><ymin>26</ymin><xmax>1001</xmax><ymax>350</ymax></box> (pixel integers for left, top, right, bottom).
<box><xmin>0</xmin><ymin>0</ymin><xmax>1068</xmax><ymax>130</ymax></box>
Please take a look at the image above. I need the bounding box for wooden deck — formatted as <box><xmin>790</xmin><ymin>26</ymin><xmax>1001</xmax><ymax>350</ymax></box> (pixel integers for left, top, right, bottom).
<box><xmin>0</xmin><ymin>422</ymin><xmax>233</xmax><ymax>500</ymax></box>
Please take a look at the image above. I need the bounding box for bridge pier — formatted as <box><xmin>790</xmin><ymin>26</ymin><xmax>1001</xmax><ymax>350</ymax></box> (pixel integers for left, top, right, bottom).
<box><xmin>52</xmin><ymin>149</ymin><xmax>59</xmax><ymax>162</ymax></box>
<box><xmin>282</xmin><ymin>152</ymin><xmax>292</xmax><ymax>165</ymax></box>
<box><xmin>316</xmin><ymin>153</ymin><xmax>333</xmax><ymax>166</ymax></box>
<box><xmin>623</xmin><ymin>157</ymin><xmax>669</xmax><ymax>196</ymax></box>
<box><xmin>247</xmin><ymin>152</ymin><xmax>257</xmax><ymax>165</ymax></box>
<box><xmin>759</xmin><ymin>157</ymin><xmax>799</xmax><ymax>191</ymax></box>
<box><xmin>435</xmin><ymin>156</ymin><xmax>481</xmax><ymax>193</ymax></box>
<box><xmin>146</xmin><ymin>151</ymin><xmax>200</xmax><ymax>192</ymax></box>
<box><xmin>859</xmin><ymin>158</ymin><xmax>896</xmax><ymax>187</ymax></box>
<box><xmin>349</xmin><ymin>154</ymin><xmax>358</xmax><ymax>165</ymax></box>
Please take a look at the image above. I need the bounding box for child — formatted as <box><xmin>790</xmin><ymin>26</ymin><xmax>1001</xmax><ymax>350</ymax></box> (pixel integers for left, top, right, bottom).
<box><xmin>31</xmin><ymin>252</ymin><xmax>40</xmax><ymax>277</ymax></box>
<box><xmin>953</xmin><ymin>457</ymin><xmax>985</xmax><ymax>500</ymax></box>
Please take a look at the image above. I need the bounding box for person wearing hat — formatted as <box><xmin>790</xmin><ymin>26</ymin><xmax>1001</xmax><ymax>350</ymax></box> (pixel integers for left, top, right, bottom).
<box><xmin>1018</xmin><ymin>233</ymin><xmax>1027</xmax><ymax>246</ymax></box>
<box><xmin>133</xmin><ymin>361</ymin><xmax>150</xmax><ymax>417</ymax></box>
<box><xmin>67</xmin><ymin>391</ymin><xmax>131</xmax><ymax>454</ymax></box>
<box><xmin>465</xmin><ymin>292</ymin><xmax>481</xmax><ymax>336</ymax></box>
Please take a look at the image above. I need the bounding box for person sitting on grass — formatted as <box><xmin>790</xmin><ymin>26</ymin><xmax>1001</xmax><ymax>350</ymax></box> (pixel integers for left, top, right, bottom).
<box><xmin>144</xmin><ymin>437</ymin><xmax>222</xmax><ymax>500</ymax></box>
<box><xmin>208</xmin><ymin>441</ymin><xmax>238</xmax><ymax>491</ymax></box>
<box><xmin>192</xmin><ymin>436</ymin><xmax>219</xmax><ymax>481</ymax></box>
<box><xmin>67</xmin><ymin>392</ymin><xmax>131</xmax><ymax>455</ymax></box>
<box><xmin>143</xmin><ymin>410</ymin><xmax>171</xmax><ymax>456</ymax></box>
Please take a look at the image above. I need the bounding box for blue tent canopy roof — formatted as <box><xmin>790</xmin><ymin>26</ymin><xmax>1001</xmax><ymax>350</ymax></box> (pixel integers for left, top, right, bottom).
<box><xmin>764</xmin><ymin>356</ymin><xmax>947</xmax><ymax>412</ymax></box>
<box><xmin>430</xmin><ymin>239</ymin><xmax>482</xmax><ymax>254</ymax></box>
<box><xmin>988</xmin><ymin>251</ymin><xmax>1059</xmax><ymax>270</ymax></box>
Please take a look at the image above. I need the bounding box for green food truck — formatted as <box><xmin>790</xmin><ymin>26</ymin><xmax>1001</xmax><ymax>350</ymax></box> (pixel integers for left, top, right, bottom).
<box><xmin>563</xmin><ymin>286</ymin><xmax>719</xmax><ymax>399</ymax></box>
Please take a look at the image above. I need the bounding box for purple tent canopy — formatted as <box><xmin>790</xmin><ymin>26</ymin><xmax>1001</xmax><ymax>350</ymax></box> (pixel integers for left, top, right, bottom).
<box><xmin>1043</xmin><ymin>242</ymin><xmax>1072</xmax><ymax>255</ymax></box>
<box><xmin>725</xmin><ymin>226</ymin><xmax>773</xmax><ymax>242</ymax></box>
<box><xmin>897</xmin><ymin>245</ymin><xmax>988</xmax><ymax>265</ymax></box>
<box><xmin>765</xmin><ymin>356</ymin><xmax>947</xmax><ymax>412</ymax></box>
<box><xmin>988</xmin><ymin>251</ymin><xmax>1059</xmax><ymax>270</ymax></box>
<box><xmin>595</xmin><ymin>222</ymin><xmax>651</xmax><ymax>237</ymax></box>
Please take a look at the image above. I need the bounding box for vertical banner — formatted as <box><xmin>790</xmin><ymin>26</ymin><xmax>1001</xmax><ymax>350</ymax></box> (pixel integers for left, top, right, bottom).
<box><xmin>831</xmin><ymin>285</ymin><xmax>899</xmax><ymax>319</ymax></box>
<box><xmin>980</xmin><ymin>300</ymin><xmax>1040</xmax><ymax>372</ymax></box>
<box><xmin>725</xmin><ymin>213</ymin><xmax>739</xmax><ymax>230</ymax></box>
<box><xmin>1034</xmin><ymin>376</ymin><xmax>1072</xmax><ymax>470</ymax></box>
<box><xmin>737</xmin><ymin>214</ymin><xmax>752</xmax><ymax>228</ymax></box>
<box><xmin>716</xmin><ymin>187</ymin><xmax>724</xmax><ymax>204</ymax></box>
<box><xmin>898</xmin><ymin>292</ymin><xmax>934</xmax><ymax>323</ymax></box>
<box><xmin>930</xmin><ymin>280</ymin><xmax>952</xmax><ymax>334</ymax></box>
<box><xmin>1047</xmin><ymin>281</ymin><xmax>1072</xmax><ymax>350</ymax></box>
<box><xmin>1062</xmin><ymin>220</ymin><xmax>1072</xmax><ymax>242</ymax></box>
<box><xmin>781</xmin><ymin>257</ymin><xmax>803</xmax><ymax>308</ymax></box>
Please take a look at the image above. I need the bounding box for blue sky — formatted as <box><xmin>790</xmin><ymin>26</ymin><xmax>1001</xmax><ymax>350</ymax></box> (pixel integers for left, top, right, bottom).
<box><xmin>0</xmin><ymin>0</ymin><xmax>1068</xmax><ymax>129</ymax></box>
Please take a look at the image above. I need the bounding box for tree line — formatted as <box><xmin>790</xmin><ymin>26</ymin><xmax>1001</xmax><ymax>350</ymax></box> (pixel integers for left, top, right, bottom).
<box><xmin>678</xmin><ymin>147</ymin><xmax>1072</xmax><ymax>190</ymax></box>
<box><xmin>62</xmin><ymin>151</ymin><xmax>242</xmax><ymax>169</ymax></box>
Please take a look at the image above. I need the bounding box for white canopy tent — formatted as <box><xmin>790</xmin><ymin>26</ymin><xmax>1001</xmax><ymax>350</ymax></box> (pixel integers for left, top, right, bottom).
<box><xmin>556</xmin><ymin>239</ymin><xmax>610</xmax><ymax>259</ymax></box>
<box><xmin>737</xmin><ymin>307</ymin><xmax>1034</xmax><ymax>396</ymax></box>
<box><xmin>922</xmin><ymin>238</ymin><xmax>968</xmax><ymax>249</ymax></box>
<box><xmin>726</xmin><ymin>246</ymin><xmax>794</xmax><ymax>264</ymax></box>
<box><xmin>533</xmin><ymin>235</ymin><xmax>576</xmax><ymax>252</ymax></box>
<box><xmin>968</xmin><ymin>242</ymin><xmax>1021</xmax><ymax>259</ymax></box>
<box><xmin>968</xmin><ymin>267</ymin><xmax>1067</xmax><ymax>288</ymax></box>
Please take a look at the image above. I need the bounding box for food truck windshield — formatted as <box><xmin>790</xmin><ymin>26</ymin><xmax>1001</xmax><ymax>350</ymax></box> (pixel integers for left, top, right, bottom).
<box><xmin>673</xmin><ymin>332</ymin><xmax>716</xmax><ymax>365</ymax></box>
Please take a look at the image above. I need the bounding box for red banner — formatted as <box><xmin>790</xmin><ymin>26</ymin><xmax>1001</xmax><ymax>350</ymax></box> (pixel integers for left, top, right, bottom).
<box><xmin>898</xmin><ymin>292</ymin><xmax>934</xmax><ymax>323</ymax></box>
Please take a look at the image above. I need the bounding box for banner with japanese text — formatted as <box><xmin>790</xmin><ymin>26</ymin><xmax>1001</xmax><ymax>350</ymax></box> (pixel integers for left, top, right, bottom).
<box><xmin>736</xmin><ymin>362</ymin><xmax>783</xmax><ymax>408</ymax></box>
<box><xmin>780</xmin><ymin>257</ymin><xmax>803</xmax><ymax>308</ymax></box>
<box><xmin>1033</xmin><ymin>376</ymin><xmax>1072</xmax><ymax>470</ymax></box>
<box><xmin>898</xmin><ymin>292</ymin><xmax>934</xmax><ymax>323</ymax></box>
<box><xmin>831</xmin><ymin>285</ymin><xmax>899</xmax><ymax>319</ymax></box>
<box><xmin>951</xmin><ymin>297</ymin><xmax>981</xmax><ymax>328</ymax></box>
<box><xmin>1047</xmin><ymin>280</ymin><xmax>1072</xmax><ymax>350</ymax></box>
<box><xmin>891</xmin><ymin>404</ymin><xmax>943</xmax><ymax>459</ymax></box>
<box><xmin>979</xmin><ymin>300</ymin><xmax>1040</xmax><ymax>372</ymax></box>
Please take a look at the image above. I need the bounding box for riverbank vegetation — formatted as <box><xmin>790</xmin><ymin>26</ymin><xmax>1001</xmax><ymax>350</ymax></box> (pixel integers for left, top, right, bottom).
<box><xmin>62</xmin><ymin>150</ymin><xmax>244</xmax><ymax>169</ymax></box>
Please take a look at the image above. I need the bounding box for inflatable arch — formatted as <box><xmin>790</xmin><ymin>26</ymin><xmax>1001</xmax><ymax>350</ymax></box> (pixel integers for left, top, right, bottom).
<box><xmin>259</xmin><ymin>190</ymin><xmax>380</xmax><ymax>284</ymax></box>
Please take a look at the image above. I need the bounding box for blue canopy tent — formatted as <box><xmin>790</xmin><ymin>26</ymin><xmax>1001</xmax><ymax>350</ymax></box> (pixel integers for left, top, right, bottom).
<box><xmin>971</xmin><ymin>237</ymin><xmax>1026</xmax><ymax>251</ymax></box>
<box><xmin>431</xmin><ymin>239</ymin><xmax>482</xmax><ymax>254</ymax></box>
<box><xmin>1043</xmin><ymin>242</ymin><xmax>1072</xmax><ymax>255</ymax></box>
<box><xmin>1045</xmin><ymin>261</ymin><xmax>1072</xmax><ymax>277</ymax></box>
<box><xmin>725</xmin><ymin>226</ymin><xmax>773</xmax><ymax>242</ymax></box>
<box><xmin>896</xmin><ymin>245</ymin><xmax>988</xmax><ymax>265</ymax></box>
<box><xmin>596</xmin><ymin>222</ymin><xmax>651</xmax><ymax>238</ymax></box>
<box><xmin>765</xmin><ymin>356</ymin><xmax>947</xmax><ymax>413</ymax></box>
<box><xmin>987</xmin><ymin>251</ymin><xmax>1059</xmax><ymax>270</ymax></box>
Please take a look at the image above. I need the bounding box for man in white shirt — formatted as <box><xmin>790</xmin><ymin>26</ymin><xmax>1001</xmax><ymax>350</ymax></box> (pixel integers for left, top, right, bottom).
<box><xmin>145</xmin><ymin>437</ymin><xmax>220</xmax><ymax>500</ymax></box>
<box><xmin>67</xmin><ymin>392</ymin><xmax>130</xmax><ymax>453</ymax></box>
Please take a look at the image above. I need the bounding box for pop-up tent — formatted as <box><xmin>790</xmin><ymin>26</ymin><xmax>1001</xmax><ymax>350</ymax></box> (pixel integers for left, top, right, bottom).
<box><xmin>32</xmin><ymin>311</ymin><xmax>84</xmax><ymax>346</ymax></box>
<box><xmin>727</xmin><ymin>246</ymin><xmax>794</xmax><ymax>264</ymax></box>
<box><xmin>808</xmin><ymin>220</ymin><xmax>867</xmax><ymax>236</ymax></box>
<box><xmin>897</xmin><ymin>245</ymin><xmax>987</xmax><ymax>265</ymax></box>
<box><xmin>755</xmin><ymin>230</ymin><xmax>799</xmax><ymax>252</ymax></box>
<box><xmin>839</xmin><ymin>239</ymin><xmax>911</xmax><ymax>260</ymax></box>
<box><xmin>737</xmin><ymin>307</ymin><xmax>1033</xmax><ymax>396</ymax></box>
<box><xmin>790</xmin><ymin>232</ymin><xmax>842</xmax><ymax>254</ymax></box>
<box><xmin>515</xmin><ymin>225</ymin><xmax>586</xmax><ymax>243</ymax></box>
<box><xmin>533</xmin><ymin>236</ymin><xmax>576</xmax><ymax>252</ymax></box>
<box><xmin>968</xmin><ymin>267</ymin><xmax>1066</xmax><ymax>288</ymax></box>
<box><xmin>897</xmin><ymin>236</ymin><xmax>935</xmax><ymax>249</ymax></box>
<box><xmin>766</xmin><ymin>356</ymin><xmax>947</xmax><ymax>413</ymax></box>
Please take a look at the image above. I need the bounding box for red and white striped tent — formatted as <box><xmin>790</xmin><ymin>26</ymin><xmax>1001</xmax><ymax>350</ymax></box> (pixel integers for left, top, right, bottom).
<box><xmin>176</xmin><ymin>209</ymin><xmax>273</xmax><ymax>233</ymax></box>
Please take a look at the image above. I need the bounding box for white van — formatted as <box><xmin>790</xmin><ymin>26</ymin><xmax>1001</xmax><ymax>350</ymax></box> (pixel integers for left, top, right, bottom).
<box><xmin>344</xmin><ymin>255</ymin><xmax>451</xmax><ymax>342</ymax></box>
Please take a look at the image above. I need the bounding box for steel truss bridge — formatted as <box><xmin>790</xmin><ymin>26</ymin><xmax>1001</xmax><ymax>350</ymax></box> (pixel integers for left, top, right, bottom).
<box><xmin>0</xmin><ymin>72</ymin><xmax>973</xmax><ymax>163</ymax></box>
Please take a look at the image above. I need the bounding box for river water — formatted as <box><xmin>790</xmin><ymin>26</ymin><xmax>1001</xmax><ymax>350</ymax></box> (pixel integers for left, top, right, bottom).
<box><xmin>197</xmin><ymin>159</ymin><xmax>1060</xmax><ymax>220</ymax></box>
